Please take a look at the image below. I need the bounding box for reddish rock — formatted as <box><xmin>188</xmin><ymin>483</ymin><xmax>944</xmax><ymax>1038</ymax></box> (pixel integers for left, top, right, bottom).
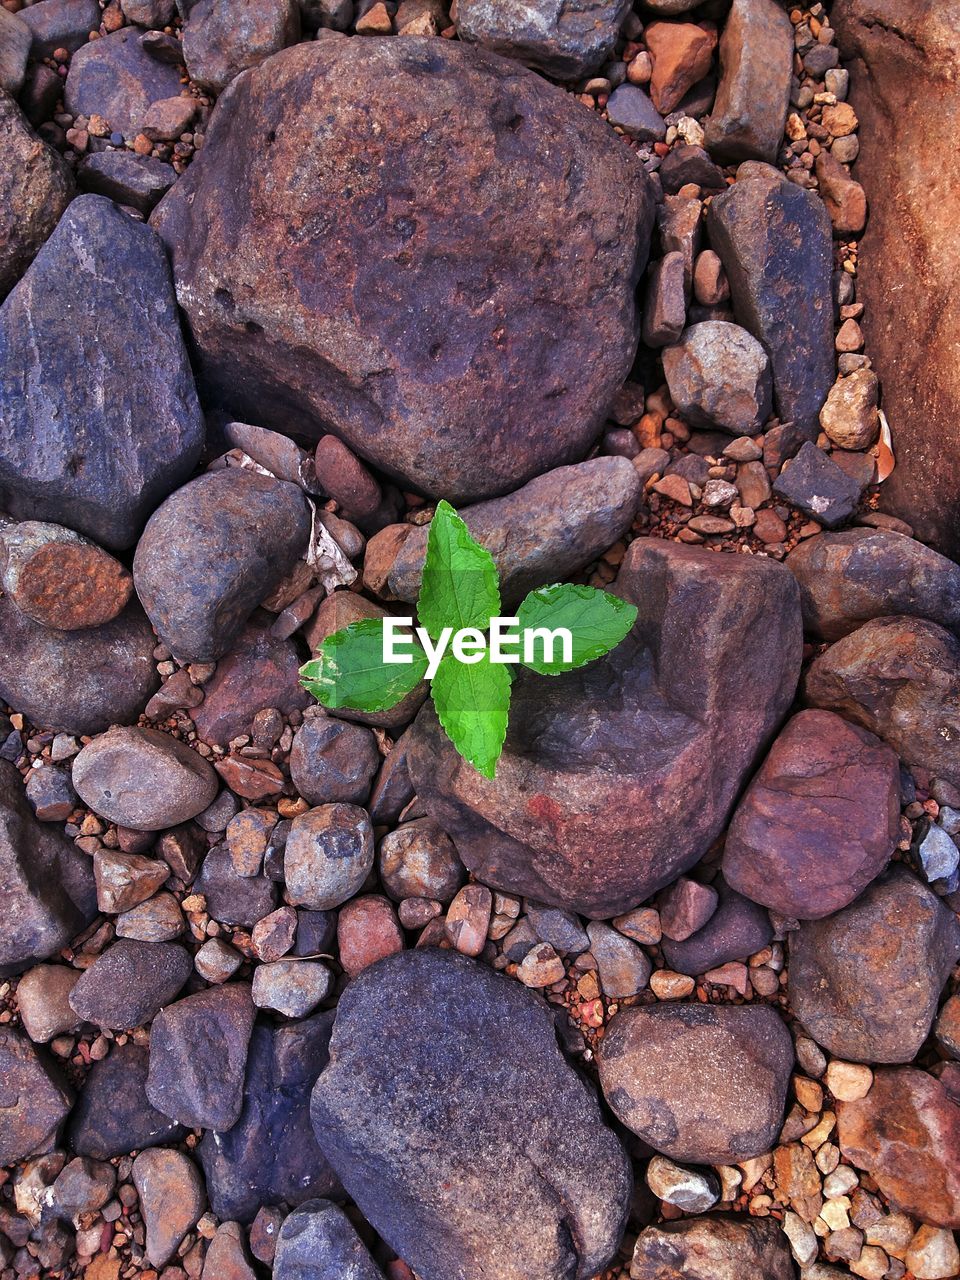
<box><xmin>93</xmin><ymin>849</ymin><xmax>170</xmax><ymax>914</ymax></box>
<box><xmin>723</xmin><ymin>709</ymin><xmax>900</xmax><ymax>919</ymax></box>
<box><xmin>837</xmin><ymin>1068</ymin><xmax>960</xmax><ymax>1228</ymax></box>
<box><xmin>132</xmin><ymin>1148</ymin><xmax>206</xmax><ymax>1268</ymax></box>
<box><xmin>192</xmin><ymin>621</ymin><xmax>310</xmax><ymax>747</ymax></box>
<box><xmin>313</xmin><ymin>435</ymin><xmax>381</xmax><ymax>522</ymax></box>
<box><xmin>152</xmin><ymin>38</ymin><xmax>656</xmax><ymax>504</ymax></box>
<box><xmin>215</xmin><ymin>756</ymin><xmax>286</xmax><ymax>801</ymax></box>
<box><xmin>657</xmin><ymin>877</ymin><xmax>718</xmax><ymax>942</ymax></box>
<box><xmin>337</xmin><ymin>894</ymin><xmax>405</xmax><ymax>976</ymax></box>
<box><xmin>0</xmin><ymin>520</ymin><xmax>131</xmax><ymax>631</ymax></box>
<box><xmin>704</xmin><ymin>0</ymin><xmax>793</xmax><ymax>164</ymax></box>
<box><xmin>815</xmin><ymin>149</ymin><xmax>867</xmax><ymax>235</ymax></box>
<box><xmin>645</xmin><ymin>21</ymin><xmax>716</xmax><ymax>116</ymax></box>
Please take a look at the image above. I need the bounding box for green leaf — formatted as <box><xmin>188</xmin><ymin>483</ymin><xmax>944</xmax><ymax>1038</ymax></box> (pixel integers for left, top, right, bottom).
<box><xmin>430</xmin><ymin>651</ymin><xmax>510</xmax><ymax>779</ymax></box>
<box><xmin>517</xmin><ymin>583</ymin><xmax>638</xmax><ymax>675</ymax></box>
<box><xmin>417</xmin><ymin>500</ymin><xmax>501</xmax><ymax>641</ymax></box>
<box><xmin>300</xmin><ymin>618</ymin><xmax>427</xmax><ymax>712</ymax></box>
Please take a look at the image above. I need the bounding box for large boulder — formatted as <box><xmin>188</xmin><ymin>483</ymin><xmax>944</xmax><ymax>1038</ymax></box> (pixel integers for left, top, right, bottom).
<box><xmin>410</xmin><ymin>539</ymin><xmax>802</xmax><ymax>918</ymax></box>
<box><xmin>704</xmin><ymin>0</ymin><xmax>794</xmax><ymax>164</ymax></box>
<box><xmin>631</xmin><ymin>1216</ymin><xmax>796</xmax><ymax>1280</ymax></box>
<box><xmin>0</xmin><ymin>90</ymin><xmax>74</xmax><ymax>300</ymax></box>
<box><xmin>0</xmin><ymin>760</ymin><xmax>97</xmax><ymax>976</ymax></box>
<box><xmin>454</xmin><ymin>0</ymin><xmax>631</xmax><ymax>80</ymax></box>
<box><xmin>310</xmin><ymin>948</ymin><xmax>631</xmax><ymax>1280</ymax></box>
<box><xmin>788</xmin><ymin>866</ymin><xmax>960</xmax><ymax>1064</ymax></box>
<box><xmin>151</xmin><ymin>38</ymin><xmax>655</xmax><ymax>504</ymax></box>
<box><xmin>0</xmin><ymin>195</ymin><xmax>204</xmax><ymax>550</ymax></box>
<box><xmin>833</xmin><ymin>1</ymin><xmax>960</xmax><ymax>560</ymax></box>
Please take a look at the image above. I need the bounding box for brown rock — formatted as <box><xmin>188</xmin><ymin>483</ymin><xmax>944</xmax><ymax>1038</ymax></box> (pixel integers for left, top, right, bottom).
<box><xmin>631</xmin><ymin>1216</ymin><xmax>795</xmax><ymax>1280</ymax></box>
<box><xmin>192</xmin><ymin>621</ymin><xmax>310</xmax><ymax>747</ymax></box>
<box><xmin>151</xmin><ymin>39</ymin><xmax>655</xmax><ymax>504</ymax></box>
<box><xmin>815</xmin><ymin>149</ymin><xmax>868</xmax><ymax>235</ymax></box>
<box><xmin>444</xmin><ymin>883</ymin><xmax>492</xmax><ymax>957</ymax></box>
<box><xmin>788</xmin><ymin>867</ymin><xmax>960</xmax><ymax>1064</ymax></box>
<box><xmin>598</xmin><ymin>1003</ymin><xmax>794</xmax><ymax>1164</ymax></box>
<box><xmin>645</xmin><ymin>21</ymin><xmax>716</xmax><ymax>116</ymax></box>
<box><xmin>837</xmin><ymin>1067</ymin><xmax>960</xmax><ymax>1228</ymax></box>
<box><xmin>132</xmin><ymin>1148</ymin><xmax>206</xmax><ymax>1267</ymax></box>
<box><xmin>723</xmin><ymin>709</ymin><xmax>900</xmax><ymax>919</ymax></box>
<box><xmin>140</xmin><ymin>94</ymin><xmax>197</xmax><ymax>142</ymax></box>
<box><xmin>704</xmin><ymin>0</ymin><xmax>793</xmax><ymax>164</ymax></box>
<box><xmin>657</xmin><ymin>877</ymin><xmax>718</xmax><ymax>942</ymax></box>
<box><xmin>225</xmin><ymin>807</ymin><xmax>277</xmax><ymax>878</ymax></box>
<box><xmin>337</xmin><ymin>894</ymin><xmax>405</xmax><ymax>976</ymax></box>
<box><xmin>774</xmin><ymin>1142</ymin><xmax>823</xmax><ymax>1223</ymax></box>
<box><xmin>182</xmin><ymin>0</ymin><xmax>299</xmax><ymax>93</ymax></box>
<box><xmin>215</xmin><ymin>756</ymin><xmax>285</xmax><ymax>801</ymax></box>
<box><xmin>314</xmin><ymin>435</ymin><xmax>381</xmax><ymax>521</ymax></box>
<box><xmin>93</xmin><ymin>849</ymin><xmax>170</xmax><ymax>914</ymax></box>
<box><xmin>937</xmin><ymin>995</ymin><xmax>960</xmax><ymax>1060</ymax></box>
<box><xmin>819</xmin><ymin>368</ymin><xmax>879</xmax><ymax>450</ymax></box>
<box><xmin>0</xmin><ymin>520</ymin><xmax>132</xmax><ymax>630</ymax></box>
<box><xmin>115</xmin><ymin>891</ymin><xmax>185</xmax><ymax>942</ymax></box>
<box><xmin>15</xmin><ymin>965</ymin><xmax>81</xmax><ymax>1043</ymax></box>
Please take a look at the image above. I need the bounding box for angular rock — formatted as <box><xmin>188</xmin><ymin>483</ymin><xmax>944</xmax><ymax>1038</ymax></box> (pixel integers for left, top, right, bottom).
<box><xmin>804</xmin><ymin>615</ymin><xmax>960</xmax><ymax>787</ymax></box>
<box><xmin>0</xmin><ymin>90</ymin><xmax>74</xmax><ymax>300</ymax></box>
<box><xmin>389</xmin><ymin>458</ymin><xmax>640</xmax><ymax>608</ymax></box>
<box><xmin>641</xmin><ymin>252</ymin><xmax>687</xmax><ymax>349</ymax></box>
<box><xmin>0</xmin><ymin>520</ymin><xmax>133</xmax><ymax>631</ymax></box>
<box><xmin>147</xmin><ymin>984</ymin><xmax>256</xmax><ymax>1130</ymax></box>
<box><xmin>631</xmin><ymin>1216</ymin><xmax>796</xmax><ymax>1280</ymax></box>
<box><xmin>455</xmin><ymin>0</ymin><xmax>630</xmax><ymax>79</ymax></box>
<box><xmin>274</xmin><ymin>1200</ymin><xmax>383</xmax><ymax>1280</ymax></box>
<box><xmin>133</xmin><ymin>469</ymin><xmax>311</xmax><ymax>663</ymax></box>
<box><xmin>0</xmin><ymin>10</ymin><xmax>32</xmax><ymax>96</ymax></box>
<box><xmin>815</xmin><ymin>149</ymin><xmax>868</xmax><ymax>235</ymax></box>
<box><xmin>645</xmin><ymin>21</ymin><xmax>716</xmax><ymax>116</ymax></box>
<box><xmin>116</xmin><ymin>891</ymin><xmax>185</xmax><ymax>942</ymax></box>
<box><xmin>0</xmin><ymin>1028</ymin><xmax>73</xmax><ymax>1164</ymax></box>
<box><xmin>16</xmin><ymin>965</ymin><xmax>80</xmax><ymax>1043</ymax></box>
<box><xmin>663</xmin><ymin>321</ymin><xmax>772</xmax><ymax>435</ymax></box>
<box><xmin>657</xmin><ymin>878</ymin><xmax>717</xmax><ymax>942</ymax></box>
<box><xmin>645</xmin><ymin>1155</ymin><xmax>719</xmax><ymax>1212</ymax></box>
<box><xmin>0</xmin><ymin>195</ymin><xmax>203</xmax><ymax>549</ymax></box>
<box><xmin>311</xmin><ymin>949</ymin><xmax>631</xmax><ymax>1280</ymax></box>
<box><xmin>723</xmin><ymin>709</ymin><xmax>900</xmax><ymax>919</ymax></box>
<box><xmin>65</xmin><ymin>28</ymin><xmax>184</xmax><ymax>138</ymax></box>
<box><xmin>526</xmin><ymin>902</ymin><xmax>589</xmax><ymax>955</ymax></box>
<box><xmin>52</xmin><ymin>1155</ymin><xmax>116</xmax><ymax>1216</ymax></box>
<box><xmin>199</xmin><ymin>1013</ymin><xmax>340</xmax><ymax>1222</ymax></box>
<box><xmin>289</xmin><ymin>713</ymin><xmax>380</xmax><ymax>807</ymax></box>
<box><xmin>410</xmin><ymin>539</ymin><xmax>801</xmax><ymax>917</ymax></box>
<box><xmin>132</xmin><ymin>1148</ymin><xmax>206</xmax><ymax>1267</ymax></box>
<box><xmin>121</xmin><ymin>0</ymin><xmax>177</xmax><ymax>25</ymax></box>
<box><xmin>598</xmin><ymin>1003</ymin><xmax>793</xmax><ymax>1163</ymax></box>
<box><xmin>837</xmin><ymin>1067</ymin><xmax>960</xmax><ymax>1228</ymax></box>
<box><xmin>67</xmin><ymin>1043</ymin><xmax>187</xmax><ymax>1158</ymax></box>
<box><xmin>194</xmin><ymin>842</ymin><xmax>278</xmax><ymax>927</ymax></box>
<box><xmin>786</xmin><ymin>528</ymin><xmax>960</xmax><ymax>641</ymax></box>
<box><xmin>252</xmin><ymin>960</ymin><xmax>333</xmax><ymax>1017</ymax></box>
<box><xmin>73</xmin><ymin>727</ymin><xmax>219</xmax><ymax>831</ymax></box>
<box><xmin>94</xmin><ymin>849</ymin><xmax>170</xmax><ymax>914</ymax></box>
<box><xmin>587</xmin><ymin>920</ymin><xmax>651</xmax><ymax>997</ymax></box>
<box><xmin>141</xmin><ymin>94</ymin><xmax>197</xmax><ymax>143</ymax></box>
<box><xmin>606</xmin><ymin>82</ymin><xmax>666</xmax><ymax>141</ymax></box>
<box><xmin>377</xmin><ymin>818</ymin><xmax>465</xmax><ymax>903</ymax></box>
<box><xmin>284</xmin><ymin>804</ymin><xmax>374</xmax><ymax>911</ymax></box>
<box><xmin>18</xmin><ymin>0</ymin><xmax>100</xmax><ymax>56</ymax></box>
<box><xmin>707</xmin><ymin>172</ymin><xmax>834</xmax><ymax>431</ymax></box>
<box><xmin>773</xmin><ymin>442</ymin><xmax>862</xmax><ymax>529</ymax></box>
<box><xmin>182</xmin><ymin>0</ymin><xmax>299</xmax><ymax>93</ymax></box>
<box><xmin>704</xmin><ymin>0</ymin><xmax>793</xmax><ymax>164</ymax></box>
<box><xmin>0</xmin><ymin>759</ymin><xmax>97</xmax><ymax>976</ymax></box>
<box><xmin>78</xmin><ymin>150</ymin><xmax>176</xmax><ymax>215</ymax></box>
<box><xmin>788</xmin><ymin>867</ymin><xmax>960</xmax><ymax>1063</ymax></box>
<box><xmin>660</xmin><ymin>145</ymin><xmax>726</xmax><ymax>195</ymax></box>
<box><xmin>151</xmin><ymin>39</ymin><xmax>655</xmax><ymax>504</ymax></box>
<box><xmin>820</xmin><ymin>371</ymin><xmax>879</xmax><ymax>452</ymax></box>
<box><xmin>68</xmin><ymin>940</ymin><xmax>193</xmax><ymax>1029</ymax></box>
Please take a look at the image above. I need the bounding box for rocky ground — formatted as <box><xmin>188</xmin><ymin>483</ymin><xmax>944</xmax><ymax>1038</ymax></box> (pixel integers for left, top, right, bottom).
<box><xmin>0</xmin><ymin>1</ymin><xmax>958</xmax><ymax>1279</ymax></box>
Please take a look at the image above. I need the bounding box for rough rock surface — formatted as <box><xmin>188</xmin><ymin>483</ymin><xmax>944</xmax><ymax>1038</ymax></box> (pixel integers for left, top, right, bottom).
<box><xmin>289</xmin><ymin>714</ymin><xmax>380</xmax><ymax>807</ymax></box>
<box><xmin>0</xmin><ymin>760</ymin><xmax>97</xmax><ymax>976</ymax></box>
<box><xmin>723</xmin><ymin>709</ymin><xmax>900</xmax><ymax>919</ymax></box>
<box><xmin>707</xmin><ymin>171</ymin><xmax>834</xmax><ymax>432</ymax></box>
<box><xmin>311</xmin><ymin>948</ymin><xmax>631</xmax><ymax>1280</ymax></box>
<box><xmin>0</xmin><ymin>11</ymin><xmax>31</xmax><ymax>97</ymax></box>
<box><xmin>273</xmin><ymin>1200</ymin><xmax>383</xmax><ymax>1280</ymax></box>
<box><xmin>410</xmin><ymin>539</ymin><xmax>801</xmax><ymax>917</ymax></box>
<box><xmin>73</xmin><ymin>727</ymin><xmax>219</xmax><ymax>830</ymax></box>
<box><xmin>662</xmin><ymin>321</ymin><xmax>772</xmax><ymax>435</ymax></box>
<box><xmin>804</xmin><ymin>615</ymin><xmax>960</xmax><ymax>788</ymax></box>
<box><xmin>704</xmin><ymin>0</ymin><xmax>793</xmax><ymax>164</ymax></box>
<box><xmin>0</xmin><ymin>1028</ymin><xmax>73</xmax><ymax>1164</ymax></box>
<box><xmin>788</xmin><ymin>866</ymin><xmax>960</xmax><ymax>1064</ymax></box>
<box><xmin>660</xmin><ymin>878</ymin><xmax>772</xmax><ymax>976</ymax></box>
<box><xmin>68</xmin><ymin>1043</ymin><xmax>187</xmax><ymax>1159</ymax></box>
<box><xmin>455</xmin><ymin>0</ymin><xmax>631</xmax><ymax>80</ymax></box>
<box><xmin>786</xmin><ymin>528</ymin><xmax>960</xmax><ymax>640</ymax></box>
<box><xmin>133</xmin><ymin>469</ymin><xmax>311</xmax><ymax>663</ymax></box>
<box><xmin>833</xmin><ymin>0</ymin><xmax>960</xmax><ymax>559</ymax></box>
<box><xmin>630</xmin><ymin>1215</ymin><xmax>796</xmax><ymax>1280</ymax></box>
<box><xmin>772</xmin><ymin>441</ymin><xmax>862</xmax><ymax>530</ymax></box>
<box><xmin>837</xmin><ymin>1068</ymin><xmax>960</xmax><ymax>1228</ymax></box>
<box><xmin>151</xmin><ymin>38</ymin><xmax>656</xmax><ymax>504</ymax></box>
<box><xmin>133</xmin><ymin>1147</ymin><xmax>206</xmax><ymax>1267</ymax></box>
<box><xmin>0</xmin><ymin>90</ymin><xmax>74</xmax><ymax>300</ymax></box>
<box><xmin>597</xmin><ymin>1003</ymin><xmax>793</xmax><ymax>1164</ymax></box>
<box><xmin>182</xmin><ymin>0</ymin><xmax>300</xmax><ymax>93</ymax></box>
<box><xmin>64</xmin><ymin>28</ymin><xmax>184</xmax><ymax>138</ymax></box>
<box><xmin>18</xmin><ymin>0</ymin><xmax>100</xmax><ymax>55</ymax></box>
<box><xmin>389</xmin><ymin>458</ymin><xmax>641</xmax><ymax>606</ymax></box>
<box><xmin>68</xmin><ymin>940</ymin><xmax>193</xmax><ymax>1029</ymax></box>
<box><xmin>0</xmin><ymin>194</ymin><xmax>203</xmax><ymax>549</ymax></box>
<box><xmin>0</xmin><ymin>519</ymin><xmax>133</xmax><ymax>631</ymax></box>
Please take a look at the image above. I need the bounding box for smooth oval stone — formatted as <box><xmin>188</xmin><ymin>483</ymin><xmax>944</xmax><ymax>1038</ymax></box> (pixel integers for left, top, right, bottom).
<box><xmin>68</xmin><ymin>940</ymin><xmax>193</xmax><ymax>1030</ymax></box>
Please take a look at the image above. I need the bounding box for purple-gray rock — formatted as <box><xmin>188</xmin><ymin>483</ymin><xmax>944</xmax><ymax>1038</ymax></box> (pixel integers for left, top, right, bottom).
<box><xmin>133</xmin><ymin>469</ymin><xmax>311</xmax><ymax>663</ymax></box>
<box><xmin>631</xmin><ymin>1216</ymin><xmax>796</xmax><ymax>1280</ymax></box>
<box><xmin>18</xmin><ymin>0</ymin><xmax>99</xmax><ymax>55</ymax></box>
<box><xmin>311</xmin><ymin>948</ymin><xmax>631</xmax><ymax>1280</ymax></box>
<box><xmin>642</xmin><ymin>252</ymin><xmax>687</xmax><ymax>349</ymax></box>
<box><xmin>0</xmin><ymin>11</ymin><xmax>31</xmax><ymax>96</ymax></box>
<box><xmin>150</xmin><ymin>38</ymin><xmax>655</xmax><ymax>504</ymax></box>
<box><xmin>78</xmin><ymin>150</ymin><xmax>177</xmax><ymax>215</ymax></box>
<box><xmin>68</xmin><ymin>940</ymin><xmax>193</xmax><ymax>1029</ymax></box>
<box><xmin>67</xmin><ymin>1043</ymin><xmax>187</xmax><ymax>1160</ymax></box>
<box><xmin>455</xmin><ymin>0</ymin><xmax>630</xmax><ymax>79</ymax></box>
<box><xmin>146</xmin><ymin>984</ymin><xmax>256</xmax><ymax>1130</ymax></box>
<box><xmin>773</xmin><ymin>442</ymin><xmax>863</xmax><ymax>529</ymax></box>
<box><xmin>199</xmin><ymin>1013</ymin><xmax>341</xmax><ymax>1223</ymax></box>
<box><xmin>660</xmin><ymin>878</ymin><xmax>772</xmax><ymax>976</ymax></box>
<box><xmin>0</xmin><ymin>195</ymin><xmax>203</xmax><ymax>550</ymax></box>
<box><xmin>182</xmin><ymin>0</ymin><xmax>300</xmax><ymax>93</ymax></box>
<box><xmin>704</xmin><ymin>0</ymin><xmax>794</xmax><ymax>164</ymax></box>
<box><xmin>0</xmin><ymin>1027</ymin><xmax>73</xmax><ymax>1165</ymax></box>
<box><xmin>273</xmin><ymin>1200</ymin><xmax>382</xmax><ymax>1280</ymax></box>
<box><xmin>65</xmin><ymin>28</ymin><xmax>184</xmax><ymax>138</ymax></box>
<box><xmin>663</xmin><ymin>321</ymin><xmax>772</xmax><ymax>435</ymax></box>
<box><xmin>606</xmin><ymin>83</ymin><xmax>666</xmax><ymax>141</ymax></box>
<box><xmin>193</xmin><ymin>842</ymin><xmax>278</xmax><ymax>928</ymax></box>
<box><xmin>0</xmin><ymin>759</ymin><xmax>97</xmax><ymax>976</ymax></box>
<box><xmin>289</xmin><ymin>713</ymin><xmax>380</xmax><ymax>807</ymax></box>
<box><xmin>659</xmin><ymin>145</ymin><xmax>727</xmax><ymax>194</ymax></box>
<box><xmin>707</xmin><ymin>172</ymin><xmax>835</xmax><ymax>432</ymax></box>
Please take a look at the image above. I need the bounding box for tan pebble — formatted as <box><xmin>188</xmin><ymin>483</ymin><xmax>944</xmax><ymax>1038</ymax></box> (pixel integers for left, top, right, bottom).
<box><xmin>801</xmin><ymin>1111</ymin><xmax>836</xmax><ymax>1149</ymax></box>
<box><xmin>649</xmin><ymin>970</ymin><xmax>695</xmax><ymax>1000</ymax></box>
<box><xmin>825</xmin><ymin>1060</ymin><xmax>873</xmax><ymax>1101</ymax></box>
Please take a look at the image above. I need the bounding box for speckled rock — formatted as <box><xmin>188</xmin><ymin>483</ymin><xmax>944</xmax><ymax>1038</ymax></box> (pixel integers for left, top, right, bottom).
<box><xmin>64</xmin><ymin>27</ymin><xmax>184</xmax><ymax>138</ymax></box>
<box><xmin>377</xmin><ymin>818</ymin><xmax>466</xmax><ymax>904</ymax></box>
<box><xmin>662</xmin><ymin>321</ymin><xmax>772</xmax><ymax>435</ymax></box>
<box><xmin>289</xmin><ymin>713</ymin><xmax>380</xmax><ymax>807</ymax></box>
<box><xmin>598</xmin><ymin>1003</ymin><xmax>794</xmax><ymax>1164</ymax></box>
<box><xmin>67</xmin><ymin>1044</ymin><xmax>187</xmax><ymax>1159</ymax></box>
<box><xmin>0</xmin><ymin>10</ymin><xmax>32</xmax><ymax>96</ymax></box>
<box><xmin>704</xmin><ymin>0</ymin><xmax>793</xmax><ymax>164</ymax></box>
<box><xmin>631</xmin><ymin>1215</ymin><xmax>796</xmax><ymax>1280</ymax></box>
<box><xmin>284</xmin><ymin>804</ymin><xmax>374</xmax><ymax>911</ymax></box>
<box><xmin>0</xmin><ymin>195</ymin><xmax>203</xmax><ymax>549</ymax></box>
<box><xmin>151</xmin><ymin>38</ymin><xmax>655</xmax><ymax>504</ymax></box>
<box><xmin>0</xmin><ymin>1028</ymin><xmax>73</xmax><ymax>1164</ymax></box>
<box><xmin>68</xmin><ymin>940</ymin><xmax>193</xmax><ymax>1030</ymax></box>
<box><xmin>0</xmin><ymin>519</ymin><xmax>133</xmax><ymax>631</ymax></box>
<box><xmin>182</xmin><ymin>0</ymin><xmax>300</xmax><ymax>93</ymax></box>
<box><xmin>132</xmin><ymin>1147</ymin><xmax>206</xmax><ymax>1267</ymax></box>
<box><xmin>455</xmin><ymin>0</ymin><xmax>630</xmax><ymax>79</ymax></box>
<box><xmin>273</xmin><ymin>1200</ymin><xmax>383</xmax><ymax>1280</ymax></box>
<box><xmin>660</xmin><ymin>878</ymin><xmax>772</xmax><ymax>976</ymax></box>
<box><xmin>311</xmin><ymin>948</ymin><xmax>631</xmax><ymax>1280</ymax></box>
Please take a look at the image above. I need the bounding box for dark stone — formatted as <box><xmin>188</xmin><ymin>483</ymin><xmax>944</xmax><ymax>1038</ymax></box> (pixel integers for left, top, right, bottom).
<box><xmin>182</xmin><ymin>0</ymin><xmax>300</xmax><ymax>94</ymax></box>
<box><xmin>65</xmin><ymin>28</ymin><xmax>184</xmax><ymax>138</ymax></box>
<box><xmin>147</xmin><ymin>984</ymin><xmax>256</xmax><ymax>1130</ymax></box>
<box><xmin>526</xmin><ymin>903</ymin><xmax>589</xmax><ymax>955</ymax></box>
<box><xmin>804</xmin><ymin>615</ymin><xmax>960</xmax><ymax>789</ymax></box>
<box><xmin>707</xmin><ymin>172</ymin><xmax>834</xmax><ymax>432</ymax></box>
<box><xmin>658</xmin><ymin>144</ymin><xmax>727</xmax><ymax>194</ymax></box>
<box><xmin>293</xmin><ymin>909</ymin><xmax>337</xmax><ymax>957</ymax></box>
<box><xmin>723</xmin><ymin>709</ymin><xmax>900</xmax><ymax>920</ymax></box>
<box><xmin>788</xmin><ymin>866</ymin><xmax>960</xmax><ymax>1064</ymax></box>
<box><xmin>78</xmin><ymin>150</ymin><xmax>176</xmax><ymax>215</ymax></box>
<box><xmin>18</xmin><ymin>0</ymin><xmax>100</xmax><ymax>55</ymax></box>
<box><xmin>289</xmin><ymin>713</ymin><xmax>380</xmax><ymax>807</ymax></box>
<box><xmin>0</xmin><ymin>1028</ymin><xmax>73</xmax><ymax>1165</ymax></box>
<box><xmin>0</xmin><ymin>194</ymin><xmax>203</xmax><ymax>550</ymax></box>
<box><xmin>311</xmin><ymin>949</ymin><xmax>631</xmax><ymax>1280</ymax></box>
<box><xmin>199</xmin><ymin>1013</ymin><xmax>341</xmax><ymax>1222</ymax></box>
<box><xmin>786</xmin><ymin>528</ymin><xmax>960</xmax><ymax>641</ymax></box>
<box><xmin>605</xmin><ymin>83</ymin><xmax>666</xmax><ymax>141</ymax></box>
<box><xmin>0</xmin><ymin>759</ymin><xmax>96</xmax><ymax>976</ymax></box>
<box><xmin>704</xmin><ymin>0</ymin><xmax>793</xmax><ymax>164</ymax></box>
<box><xmin>455</xmin><ymin>0</ymin><xmax>630</xmax><ymax>79</ymax></box>
<box><xmin>68</xmin><ymin>940</ymin><xmax>193</xmax><ymax>1029</ymax></box>
<box><xmin>194</xmin><ymin>842</ymin><xmax>278</xmax><ymax>927</ymax></box>
<box><xmin>133</xmin><ymin>469</ymin><xmax>311</xmax><ymax>663</ymax></box>
<box><xmin>368</xmin><ymin>733</ymin><xmax>415</xmax><ymax>826</ymax></box>
<box><xmin>67</xmin><ymin>1043</ymin><xmax>187</xmax><ymax>1159</ymax></box>
<box><xmin>151</xmin><ymin>39</ymin><xmax>655</xmax><ymax>504</ymax></box>
<box><xmin>773</xmin><ymin>442</ymin><xmax>862</xmax><ymax>529</ymax></box>
<box><xmin>631</xmin><ymin>1216</ymin><xmax>795</xmax><ymax>1280</ymax></box>
<box><xmin>273</xmin><ymin>1200</ymin><xmax>381</xmax><ymax>1280</ymax></box>
<box><xmin>25</xmin><ymin>764</ymin><xmax>77</xmax><ymax>822</ymax></box>
<box><xmin>409</xmin><ymin>539</ymin><xmax>801</xmax><ymax>918</ymax></box>
<box><xmin>598</xmin><ymin>1003</ymin><xmax>793</xmax><ymax>1164</ymax></box>
<box><xmin>660</xmin><ymin>878</ymin><xmax>772</xmax><ymax>976</ymax></box>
